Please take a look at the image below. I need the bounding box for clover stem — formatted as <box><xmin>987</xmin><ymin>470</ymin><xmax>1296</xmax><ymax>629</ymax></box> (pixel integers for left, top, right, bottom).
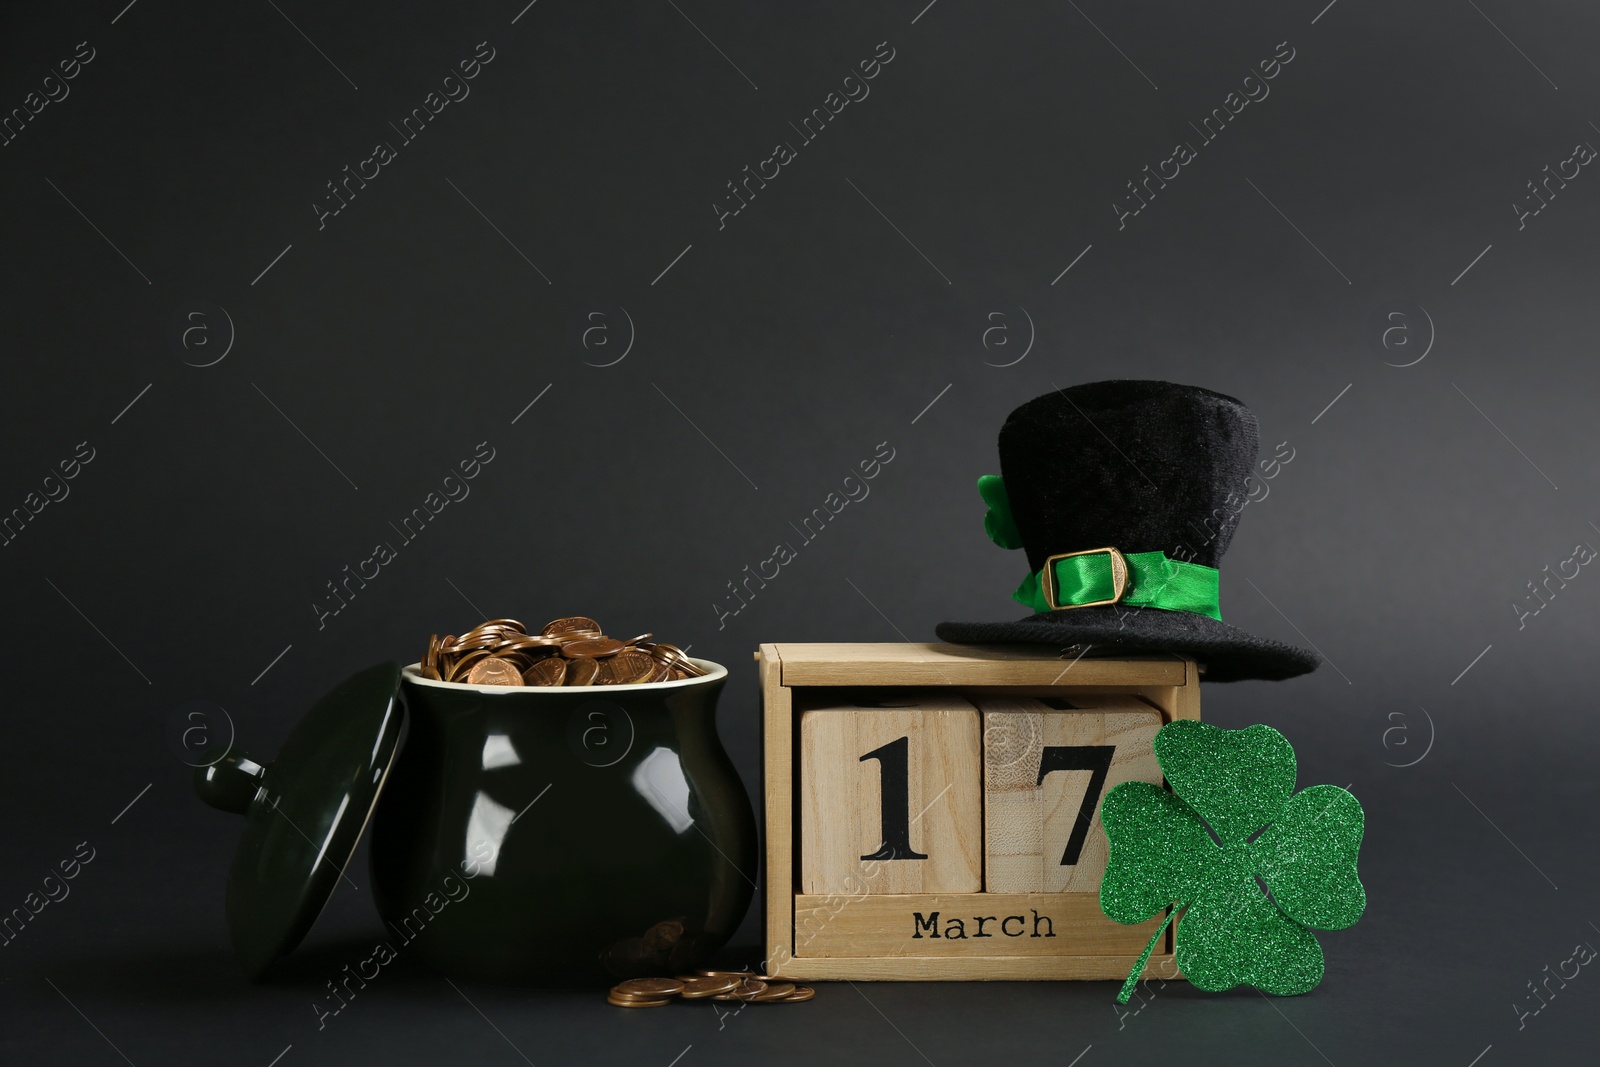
<box><xmin>1116</xmin><ymin>905</ymin><xmax>1178</xmax><ymax>1005</ymax></box>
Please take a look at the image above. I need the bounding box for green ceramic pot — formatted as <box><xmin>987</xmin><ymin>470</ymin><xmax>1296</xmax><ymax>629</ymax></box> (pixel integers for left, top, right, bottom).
<box><xmin>369</xmin><ymin>660</ymin><xmax>755</xmax><ymax>985</ymax></box>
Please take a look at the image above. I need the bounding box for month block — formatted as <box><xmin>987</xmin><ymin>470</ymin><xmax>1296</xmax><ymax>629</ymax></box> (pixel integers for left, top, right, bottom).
<box><xmin>980</xmin><ymin>695</ymin><xmax>1162</xmax><ymax>893</ymax></box>
<box><xmin>798</xmin><ymin>692</ymin><xmax>982</xmax><ymax>895</ymax></box>
<box><xmin>793</xmin><ymin>892</ymin><xmax>1166</xmax><ymax>958</ymax></box>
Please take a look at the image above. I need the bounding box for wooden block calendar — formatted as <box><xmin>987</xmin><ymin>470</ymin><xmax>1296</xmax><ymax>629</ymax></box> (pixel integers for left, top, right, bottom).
<box><xmin>760</xmin><ymin>642</ymin><xmax>1199</xmax><ymax>982</ymax></box>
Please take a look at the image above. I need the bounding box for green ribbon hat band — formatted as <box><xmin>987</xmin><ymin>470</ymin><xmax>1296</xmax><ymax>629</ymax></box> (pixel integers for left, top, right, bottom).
<box><xmin>1011</xmin><ymin>550</ymin><xmax>1222</xmax><ymax>619</ymax></box>
<box><xmin>978</xmin><ymin>475</ymin><xmax>1223</xmax><ymax>620</ymax></box>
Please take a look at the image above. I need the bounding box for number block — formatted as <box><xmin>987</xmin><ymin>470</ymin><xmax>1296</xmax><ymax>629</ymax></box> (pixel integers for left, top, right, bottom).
<box><xmin>981</xmin><ymin>695</ymin><xmax>1162</xmax><ymax>893</ymax></box>
<box><xmin>799</xmin><ymin>692</ymin><xmax>982</xmax><ymax>895</ymax></box>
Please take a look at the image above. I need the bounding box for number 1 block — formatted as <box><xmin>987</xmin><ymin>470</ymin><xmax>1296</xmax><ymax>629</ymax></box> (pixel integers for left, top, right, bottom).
<box><xmin>980</xmin><ymin>695</ymin><xmax>1162</xmax><ymax>893</ymax></box>
<box><xmin>799</xmin><ymin>693</ymin><xmax>982</xmax><ymax>895</ymax></box>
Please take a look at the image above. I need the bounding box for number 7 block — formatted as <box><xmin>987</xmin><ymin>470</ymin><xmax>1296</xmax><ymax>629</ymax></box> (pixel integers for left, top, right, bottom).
<box><xmin>980</xmin><ymin>695</ymin><xmax>1162</xmax><ymax>893</ymax></box>
<box><xmin>799</xmin><ymin>693</ymin><xmax>982</xmax><ymax>895</ymax></box>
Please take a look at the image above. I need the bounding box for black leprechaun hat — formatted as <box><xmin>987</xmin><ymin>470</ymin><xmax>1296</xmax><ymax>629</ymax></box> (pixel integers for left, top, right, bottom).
<box><xmin>936</xmin><ymin>380</ymin><xmax>1318</xmax><ymax>682</ymax></box>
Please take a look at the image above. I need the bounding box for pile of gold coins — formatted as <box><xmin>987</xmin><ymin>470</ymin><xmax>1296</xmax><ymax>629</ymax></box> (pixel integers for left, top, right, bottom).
<box><xmin>418</xmin><ymin>617</ymin><xmax>706</xmax><ymax>687</ymax></box>
<box><xmin>606</xmin><ymin>972</ymin><xmax>815</xmax><ymax>1008</ymax></box>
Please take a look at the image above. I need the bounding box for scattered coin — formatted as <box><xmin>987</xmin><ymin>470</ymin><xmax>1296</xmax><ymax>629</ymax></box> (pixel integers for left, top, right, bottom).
<box><xmin>677</xmin><ymin>976</ymin><xmax>740</xmax><ymax>999</ymax></box>
<box><xmin>614</xmin><ymin>978</ymin><xmax>685</xmax><ymax>998</ymax></box>
<box><xmin>751</xmin><ymin>981</ymin><xmax>796</xmax><ymax>1002</ymax></box>
<box><xmin>710</xmin><ymin>977</ymin><xmax>769</xmax><ymax>1001</ymax></box>
<box><xmin>605</xmin><ymin>971</ymin><xmax>813</xmax><ymax>1009</ymax></box>
<box><xmin>606</xmin><ymin>993</ymin><xmax>671</xmax><ymax>1008</ymax></box>
<box><xmin>605</xmin><ymin>988</ymin><xmax>662</xmax><ymax>1001</ymax></box>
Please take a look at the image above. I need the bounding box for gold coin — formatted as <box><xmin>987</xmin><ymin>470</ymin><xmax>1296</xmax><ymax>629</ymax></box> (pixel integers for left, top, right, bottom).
<box><xmin>497</xmin><ymin>633</ymin><xmax>560</xmax><ymax>652</ymax></box>
<box><xmin>599</xmin><ymin>650</ymin><xmax>656</xmax><ymax>685</ymax></box>
<box><xmin>423</xmin><ymin>619</ymin><xmax>698</xmax><ymax>688</ymax></box>
<box><xmin>523</xmin><ymin>658</ymin><xmax>567</xmax><ymax>686</ymax></box>
<box><xmin>446</xmin><ymin>649</ymin><xmax>493</xmax><ymax>682</ymax></box>
<box><xmin>650</xmin><ymin>643</ymin><xmax>703</xmax><ymax>676</ymax></box>
<box><xmin>676</xmin><ymin>976</ymin><xmax>739</xmax><ymax>999</ymax></box>
<box><xmin>492</xmin><ymin>651</ymin><xmax>533</xmax><ymax>672</ymax></box>
<box><xmin>543</xmin><ymin>616</ymin><xmax>600</xmax><ymax>637</ymax></box>
<box><xmin>606</xmin><ymin>993</ymin><xmax>671</xmax><ymax>1008</ymax></box>
<box><xmin>632</xmin><ymin>654</ymin><xmax>669</xmax><ymax>683</ymax></box>
<box><xmin>466</xmin><ymin>658</ymin><xmax>523</xmax><ymax>686</ymax></box>
<box><xmin>751</xmin><ymin>981</ymin><xmax>796</xmax><ymax>1002</ymax></box>
<box><xmin>613</xmin><ymin>978</ymin><xmax>685</xmax><ymax>997</ymax></box>
<box><xmin>448</xmin><ymin>629</ymin><xmax>500</xmax><ymax>650</ymax></box>
<box><xmin>710</xmin><ymin>977</ymin><xmax>768</xmax><ymax>1001</ymax></box>
<box><xmin>564</xmin><ymin>657</ymin><xmax>600</xmax><ymax>686</ymax></box>
<box><xmin>607</xmin><ymin>988</ymin><xmax>671</xmax><ymax>1001</ymax></box>
<box><xmin>777</xmin><ymin>985</ymin><xmax>815</xmax><ymax>1003</ymax></box>
<box><xmin>562</xmin><ymin>636</ymin><xmax>625</xmax><ymax>659</ymax></box>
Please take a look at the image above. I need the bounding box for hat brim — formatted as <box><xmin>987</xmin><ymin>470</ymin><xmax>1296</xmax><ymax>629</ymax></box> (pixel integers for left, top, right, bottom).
<box><xmin>935</xmin><ymin>607</ymin><xmax>1318</xmax><ymax>682</ymax></box>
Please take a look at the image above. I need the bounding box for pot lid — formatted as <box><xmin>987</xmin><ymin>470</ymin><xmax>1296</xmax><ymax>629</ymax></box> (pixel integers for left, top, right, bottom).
<box><xmin>193</xmin><ymin>661</ymin><xmax>404</xmax><ymax>978</ymax></box>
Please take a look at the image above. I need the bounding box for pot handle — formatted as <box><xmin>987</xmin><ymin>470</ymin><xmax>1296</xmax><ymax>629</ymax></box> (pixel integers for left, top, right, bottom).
<box><xmin>194</xmin><ymin>752</ymin><xmax>270</xmax><ymax>815</ymax></box>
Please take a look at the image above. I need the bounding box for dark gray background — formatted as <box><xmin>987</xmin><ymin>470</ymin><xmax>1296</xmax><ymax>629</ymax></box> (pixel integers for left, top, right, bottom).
<box><xmin>2</xmin><ymin>0</ymin><xmax>1596</xmax><ymax>1063</ymax></box>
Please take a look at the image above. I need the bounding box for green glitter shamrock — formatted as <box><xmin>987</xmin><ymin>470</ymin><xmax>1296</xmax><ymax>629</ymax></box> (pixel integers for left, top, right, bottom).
<box><xmin>1099</xmin><ymin>720</ymin><xmax>1365</xmax><ymax>1003</ymax></box>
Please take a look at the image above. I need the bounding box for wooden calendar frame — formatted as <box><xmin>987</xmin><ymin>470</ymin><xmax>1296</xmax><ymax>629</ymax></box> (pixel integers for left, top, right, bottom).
<box><xmin>758</xmin><ymin>642</ymin><xmax>1201</xmax><ymax>982</ymax></box>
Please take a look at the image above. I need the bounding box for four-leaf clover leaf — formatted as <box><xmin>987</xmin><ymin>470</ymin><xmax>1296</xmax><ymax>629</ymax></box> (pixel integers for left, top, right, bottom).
<box><xmin>1099</xmin><ymin>720</ymin><xmax>1365</xmax><ymax>1002</ymax></box>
